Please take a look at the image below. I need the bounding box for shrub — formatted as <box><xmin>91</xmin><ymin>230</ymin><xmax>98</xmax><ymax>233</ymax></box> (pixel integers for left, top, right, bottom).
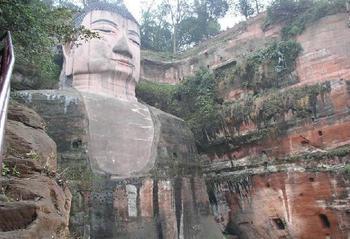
<box><xmin>0</xmin><ymin>0</ymin><xmax>98</xmax><ymax>89</ymax></box>
<box><xmin>264</xmin><ymin>0</ymin><xmax>346</xmax><ymax>39</ymax></box>
<box><xmin>225</xmin><ymin>40</ymin><xmax>302</xmax><ymax>93</ymax></box>
<box><xmin>136</xmin><ymin>69</ymin><xmax>223</xmax><ymax>145</ymax></box>
<box><xmin>344</xmin><ymin>164</ymin><xmax>350</xmax><ymax>175</ymax></box>
<box><xmin>136</xmin><ymin>80</ymin><xmax>176</xmax><ymax>110</ymax></box>
<box><xmin>222</xmin><ymin>81</ymin><xmax>331</xmax><ymax>133</ymax></box>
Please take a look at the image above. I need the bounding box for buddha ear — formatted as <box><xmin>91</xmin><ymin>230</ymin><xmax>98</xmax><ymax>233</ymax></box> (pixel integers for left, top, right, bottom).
<box><xmin>62</xmin><ymin>43</ymin><xmax>73</xmax><ymax>76</ymax></box>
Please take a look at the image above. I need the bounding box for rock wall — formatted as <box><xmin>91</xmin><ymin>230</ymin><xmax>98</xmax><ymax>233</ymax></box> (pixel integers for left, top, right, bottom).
<box><xmin>296</xmin><ymin>14</ymin><xmax>350</xmax><ymax>86</ymax></box>
<box><xmin>13</xmin><ymin>89</ymin><xmax>90</xmax><ymax>237</ymax></box>
<box><xmin>198</xmin><ymin>13</ymin><xmax>350</xmax><ymax>239</ymax></box>
<box><xmin>0</xmin><ymin>102</ymin><xmax>71</xmax><ymax>239</ymax></box>
<box><xmin>204</xmin><ymin>79</ymin><xmax>350</xmax><ymax>162</ymax></box>
<box><xmin>140</xmin><ymin>14</ymin><xmax>281</xmax><ymax>84</ymax></box>
<box><xmin>208</xmin><ymin>172</ymin><xmax>350</xmax><ymax>239</ymax></box>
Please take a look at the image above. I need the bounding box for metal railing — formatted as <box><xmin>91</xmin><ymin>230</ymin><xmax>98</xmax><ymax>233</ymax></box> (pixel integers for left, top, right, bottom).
<box><xmin>0</xmin><ymin>31</ymin><xmax>15</xmax><ymax>169</ymax></box>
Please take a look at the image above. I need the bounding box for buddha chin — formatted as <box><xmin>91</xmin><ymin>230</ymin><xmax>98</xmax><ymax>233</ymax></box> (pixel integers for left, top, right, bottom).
<box><xmin>72</xmin><ymin>58</ymin><xmax>137</xmax><ymax>99</ymax></box>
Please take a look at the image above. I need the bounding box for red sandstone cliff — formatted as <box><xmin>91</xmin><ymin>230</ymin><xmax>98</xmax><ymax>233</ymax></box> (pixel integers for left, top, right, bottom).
<box><xmin>141</xmin><ymin>12</ymin><xmax>350</xmax><ymax>239</ymax></box>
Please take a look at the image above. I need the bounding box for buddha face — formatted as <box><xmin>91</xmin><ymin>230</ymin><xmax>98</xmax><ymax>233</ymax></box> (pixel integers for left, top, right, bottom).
<box><xmin>64</xmin><ymin>10</ymin><xmax>141</xmax><ymax>84</ymax></box>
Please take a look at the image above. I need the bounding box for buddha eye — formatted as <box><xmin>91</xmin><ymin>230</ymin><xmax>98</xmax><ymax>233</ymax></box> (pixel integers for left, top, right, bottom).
<box><xmin>130</xmin><ymin>39</ymin><xmax>140</xmax><ymax>46</ymax></box>
<box><xmin>94</xmin><ymin>29</ymin><xmax>114</xmax><ymax>33</ymax></box>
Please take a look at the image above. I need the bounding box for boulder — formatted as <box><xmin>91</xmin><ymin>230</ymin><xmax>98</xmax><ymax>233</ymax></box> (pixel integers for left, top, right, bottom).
<box><xmin>0</xmin><ymin>102</ymin><xmax>72</xmax><ymax>239</ymax></box>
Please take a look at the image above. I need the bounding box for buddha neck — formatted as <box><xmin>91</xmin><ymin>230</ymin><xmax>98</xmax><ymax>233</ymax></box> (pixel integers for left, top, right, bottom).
<box><xmin>71</xmin><ymin>72</ymin><xmax>137</xmax><ymax>101</ymax></box>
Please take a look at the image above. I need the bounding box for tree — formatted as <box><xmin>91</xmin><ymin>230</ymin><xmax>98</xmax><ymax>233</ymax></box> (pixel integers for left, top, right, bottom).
<box><xmin>0</xmin><ymin>0</ymin><xmax>97</xmax><ymax>89</ymax></box>
<box><xmin>162</xmin><ymin>0</ymin><xmax>191</xmax><ymax>53</ymax></box>
<box><xmin>252</xmin><ymin>0</ymin><xmax>263</xmax><ymax>14</ymax></box>
<box><xmin>140</xmin><ymin>9</ymin><xmax>172</xmax><ymax>52</ymax></box>
<box><xmin>235</xmin><ymin>0</ymin><xmax>254</xmax><ymax>20</ymax></box>
<box><xmin>193</xmin><ymin>0</ymin><xmax>229</xmax><ymax>39</ymax></box>
<box><xmin>140</xmin><ymin>0</ymin><xmax>229</xmax><ymax>53</ymax></box>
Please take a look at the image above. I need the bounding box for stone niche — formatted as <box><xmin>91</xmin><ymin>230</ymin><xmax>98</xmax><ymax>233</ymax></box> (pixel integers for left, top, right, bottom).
<box><xmin>13</xmin><ymin>89</ymin><xmax>223</xmax><ymax>239</ymax></box>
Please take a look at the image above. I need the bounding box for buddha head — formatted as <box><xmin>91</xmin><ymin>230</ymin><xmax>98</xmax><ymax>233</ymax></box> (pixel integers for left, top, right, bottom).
<box><xmin>62</xmin><ymin>2</ymin><xmax>140</xmax><ymax>100</ymax></box>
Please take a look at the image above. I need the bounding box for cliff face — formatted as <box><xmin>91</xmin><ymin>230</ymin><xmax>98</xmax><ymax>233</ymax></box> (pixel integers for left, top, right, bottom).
<box><xmin>206</xmin><ymin>14</ymin><xmax>350</xmax><ymax>239</ymax></box>
<box><xmin>209</xmin><ymin>172</ymin><xmax>349</xmax><ymax>239</ymax></box>
<box><xmin>0</xmin><ymin>102</ymin><xmax>71</xmax><ymax>239</ymax></box>
<box><xmin>296</xmin><ymin>14</ymin><xmax>350</xmax><ymax>86</ymax></box>
<box><xmin>141</xmin><ymin>12</ymin><xmax>350</xmax><ymax>238</ymax></box>
<box><xmin>140</xmin><ymin>14</ymin><xmax>281</xmax><ymax>84</ymax></box>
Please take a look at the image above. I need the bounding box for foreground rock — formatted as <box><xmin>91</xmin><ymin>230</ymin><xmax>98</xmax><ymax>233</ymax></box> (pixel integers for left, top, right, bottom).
<box><xmin>0</xmin><ymin>102</ymin><xmax>72</xmax><ymax>239</ymax></box>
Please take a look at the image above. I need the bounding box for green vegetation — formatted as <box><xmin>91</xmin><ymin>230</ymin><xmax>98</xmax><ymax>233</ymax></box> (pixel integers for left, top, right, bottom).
<box><xmin>344</xmin><ymin>164</ymin><xmax>350</xmax><ymax>175</ymax></box>
<box><xmin>26</xmin><ymin>150</ymin><xmax>40</xmax><ymax>161</ymax></box>
<box><xmin>140</xmin><ymin>0</ymin><xmax>229</xmax><ymax>53</ymax></box>
<box><xmin>202</xmin><ymin>81</ymin><xmax>331</xmax><ymax>153</ymax></box>
<box><xmin>264</xmin><ymin>0</ymin><xmax>346</xmax><ymax>39</ymax></box>
<box><xmin>136</xmin><ymin>80</ymin><xmax>177</xmax><ymax>109</ymax></box>
<box><xmin>2</xmin><ymin>163</ymin><xmax>10</xmax><ymax>176</ymax></box>
<box><xmin>137</xmin><ymin>68</ymin><xmax>223</xmax><ymax>145</ymax></box>
<box><xmin>206</xmin><ymin>145</ymin><xmax>350</xmax><ymax>186</ymax></box>
<box><xmin>280</xmin><ymin>145</ymin><xmax>350</xmax><ymax>168</ymax></box>
<box><xmin>234</xmin><ymin>0</ymin><xmax>255</xmax><ymax>20</ymax></box>
<box><xmin>223</xmin><ymin>81</ymin><xmax>331</xmax><ymax>130</ymax></box>
<box><xmin>2</xmin><ymin>163</ymin><xmax>20</xmax><ymax>177</ymax></box>
<box><xmin>60</xmin><ymin>162</ymin><xmax>109</xmax><ymax>192</ymax></box>
<box><xmin>61</xmin><ymin>164</ymin><xmax>95</xmax><ymax>191</ymax></box>
<box><xmin>137</xmin><ymin>60</ymin><xmax>330</xmax><ymax>150</ymax></box>
<box><xmin>216</xmin><ymin>40</ymin><xmax>302</xmax><ymax>93</ymax></box>
<box><xmin>0</xmin><ymin>0</ymin><xmax>97</xmax><ymax>89</ymax></box>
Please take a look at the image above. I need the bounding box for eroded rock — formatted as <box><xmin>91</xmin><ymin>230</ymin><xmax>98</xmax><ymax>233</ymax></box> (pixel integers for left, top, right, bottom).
<box><xmin>6</xmin><ymin>120</ymin><xmax>57</xmax><ymax>172</ymax></box>
<box><xmin>0</xmin><ymin>102</ymin><xmax>71</xmax><ymax>239</ymax></box>
<box><xmin>7</xmin><ymin>101</ymin><xmax>46</xmax><ymax>130</ymax></box>
<box><xmin>207</xmin><ymin>172</ymin><xmax>350</xmax><ymax>239</ymax></box>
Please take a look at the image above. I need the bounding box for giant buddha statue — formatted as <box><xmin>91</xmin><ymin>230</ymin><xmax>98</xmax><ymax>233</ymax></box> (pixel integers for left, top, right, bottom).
<box><xmin>15</xmin><ymin>2</ymin><xmax>223</xmax><ymax>239</ymax></box>
<box><xmin>62</xmin><ymin>3</ymin><xmax>154</xmax><ymax>177</ymax></box>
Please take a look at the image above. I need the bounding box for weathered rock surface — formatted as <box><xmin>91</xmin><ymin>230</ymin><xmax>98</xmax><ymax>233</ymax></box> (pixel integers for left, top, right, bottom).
<box><xmin>204</xmin><ymin>79</ymin><xmax>350</xmax><ymax>162</ymax></box>
<box><xmin>0</xmin><ymin>102</ymin><xmax>72</xmax><ymax>239</ymax></box>
<box><xmin>208</xmin><ymin>172</ymin><xmax>350</xmax><ymax>239</ymax></box>
<box><xmin>6</xmin><ymin>119</ymin><xmax>57</xmax><ymax>172</ymax></box>
<box><xmin>296</xmin><ymin>14</ymin><xmax>350</xmax><ymax>86</ymax></box>
<box><xmin>7</xmin><ymin>101</ymin><xmax>46</xmax><ymax>130</ymax></box>
<box><xmin>140</xmin><ymin>10</ymin><xmax>350</xmax><ymax>239</ymax></box>
<box><xmin>196</xmin><ymin>13</ymin><xmax>350</xmax><ymax>239</ymax></box>
<box><xmin>14</xmin><ymin>89</ymin><xmax>222</xmax><ymax>239</ymax></box>
<box><xmin>13</xmin><ymin>89</ymin><xmax>90</xmax><ymax>237</ymax></box>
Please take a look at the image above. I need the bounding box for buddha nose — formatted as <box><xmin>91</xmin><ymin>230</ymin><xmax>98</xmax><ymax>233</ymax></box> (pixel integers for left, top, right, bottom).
<box><xmin>113</xmin><ymin>34</ymin><xmax>133</xmax><ymax>59</ymax></box>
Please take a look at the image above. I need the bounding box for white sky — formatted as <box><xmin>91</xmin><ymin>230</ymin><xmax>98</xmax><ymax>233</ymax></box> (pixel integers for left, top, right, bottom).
<box><xmin>124</xmin><ymin>0</ymin><xmax>244</xmax><ymax>30</ymax></box>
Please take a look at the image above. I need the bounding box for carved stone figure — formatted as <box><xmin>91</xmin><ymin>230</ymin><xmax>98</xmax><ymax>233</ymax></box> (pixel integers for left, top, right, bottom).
<box><xmin>63</xmin><ymin>3</ymin><xmax>155</xmax><ymax>177</ymax></box>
